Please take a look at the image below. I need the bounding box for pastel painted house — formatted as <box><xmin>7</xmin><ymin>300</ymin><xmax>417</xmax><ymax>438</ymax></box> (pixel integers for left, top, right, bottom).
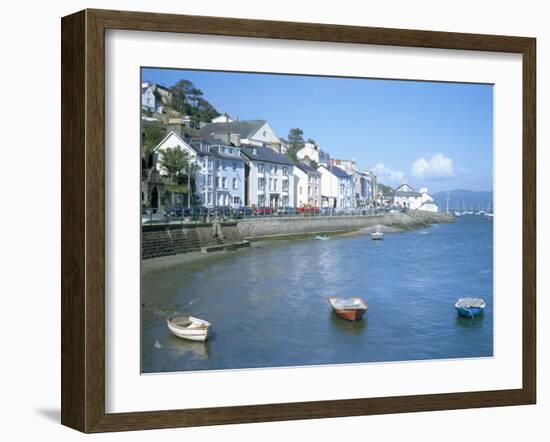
<box><xmin>317</xmin><ymin>164</ymin><xmax>355</xmax><ymax>209</ymax></box>
<box><xmin>240</xmin><ymin>145</ymin><xmax>295</xmax><ymax>208</ymax></box>
<box><xmin>153</xmin><ymin>131</ymin><xmax>245</xmax><ymax>208</ymax></box>
<box><xmin>294</xmin><ymin>162</ymin><xmax>322</xmax><ymax>208</ymax></box>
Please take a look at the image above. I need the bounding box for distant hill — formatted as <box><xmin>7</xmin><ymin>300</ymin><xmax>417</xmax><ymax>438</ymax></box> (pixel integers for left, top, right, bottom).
<box><xmin>432</xmin><ymin>189</ymin><xmax>493</xmax><ymax>211</ymax></box>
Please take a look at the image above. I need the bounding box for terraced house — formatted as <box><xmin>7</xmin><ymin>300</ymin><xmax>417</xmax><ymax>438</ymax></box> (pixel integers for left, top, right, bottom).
<box><xmin>294</xmin><ymin>162</ymin><xmax>322</xmax><ymax>208</ymax></box>
<box><xmin>240</xmin><ymin>145</ymin><xmax>295</xmax><ymax>208</ymax></box>
<box><xmin>152</xmin><ymin>131</ymin><xmax>245</xmax><ymax>209</ymax></box>
<box><xmin>317</xmin><ymin>164</ymin><xmax>355</xmax><ymax>209</ymax></box>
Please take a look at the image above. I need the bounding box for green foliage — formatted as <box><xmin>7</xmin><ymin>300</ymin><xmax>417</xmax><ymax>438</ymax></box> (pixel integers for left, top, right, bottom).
<box><xmin>377</xmin><ymin>183</ymin><xmax>395</xmax><ymax>197</ymax></box>
<box><xmin>286</xmin><ymin>128</ymin><xmax>305</xmax><ymax>163</ymax></box>
<box><xmin>169</xmin><ymin>79</ymin><xmax>219</xmax><ymax>127</ymax></box>
<box><xmin>142</xmin><ymin>123</ymin><xmax>165</xmax><ymax>156</ymax></box>
<box><xmin>310</xmin><ymin>160</ymin><xmax>319</xmax><ymax>169</ymax></box>
<box><xmin>158</xmin><ymin>146</ymin><xmax>192</xmax><ymax>183</ymax></box>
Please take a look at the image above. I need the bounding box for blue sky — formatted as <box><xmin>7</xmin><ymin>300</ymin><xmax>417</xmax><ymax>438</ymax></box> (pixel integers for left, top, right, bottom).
<box><xmin>142</xmin><ymin>68</ymin><xmax>493</xmax><ymax>193</ymax></box>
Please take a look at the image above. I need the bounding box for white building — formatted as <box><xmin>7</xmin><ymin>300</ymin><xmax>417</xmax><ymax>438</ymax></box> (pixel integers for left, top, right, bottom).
<box><xmin>141</xmin><ymin>82</ymin><xmax>172</xmax><ymax>113</ymax></box>
<box><xmin>201</xmin><ymin>119</ymin><xmax>285</xmax><ymax>153</ymax></box>
<box><xmin>240</xmin><ymin>145</ymin><xmax>295</xmax><ymax>208</ymax></box>
<box><xmin>153</xmin><ymin>131</ymin><xmax>245</xmax><ymax>208</ymax></box>
<box><xmin>294</xmin><ymin>162</ymin><xmax>322</xmax><ymax>208</ymax></box>
<box><xmin>211</xmin><ymin>114</ymin><xmax>234</xmax><ymax>123</ymax></box>
<box><xmin>393</xmin><ymin>182</ymin><xmax>438</xmax><ymax>212</ymax></box>
<box><xmin>317</xmin><ymin>164</ymin><xmax>355</xmax><ymax>209</ymax></box>
<box><xmin>296</xmin><ymin>142</ymin><xmax>330</xmax><ymax>165</ymax></box>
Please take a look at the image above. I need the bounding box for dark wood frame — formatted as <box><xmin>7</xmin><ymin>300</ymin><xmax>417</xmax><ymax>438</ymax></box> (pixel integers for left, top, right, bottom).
<box><xmin>61</xmin><ymin>8</ymin><xmax>536</xmax><ymax>433</ymax></box>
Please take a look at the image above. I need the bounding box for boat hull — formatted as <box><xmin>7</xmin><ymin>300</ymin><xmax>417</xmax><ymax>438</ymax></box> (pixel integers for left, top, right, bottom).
<box><xmin>455</xmin><ymin>306</ymin><xmax>484</xmax><ymax>318</ymax></box>
<box><xmin>328</xmin><ymin>297</ymin><xmax>368</xmax><ymax>322</ymax></box>
<box><xmin>167</xmin><ymin>317</ymin><xmax>211</xmax><ymax>341</ymax></box>
<box><xmin>333</xmin><ymin>308</ymin><xmax>367</xmax><ymax>321</ymax></box>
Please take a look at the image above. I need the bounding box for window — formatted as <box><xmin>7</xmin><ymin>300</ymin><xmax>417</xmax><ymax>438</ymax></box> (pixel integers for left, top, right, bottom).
<box><xmin>216</xmin><ymin>177</ymin><xmax>220</xmax><ymax>188</ymax></box>
<box><xmin>282</xmin><ymin>195</ymin><xmax>288</xmax><ymax>206</ymax></box>
<box><xmin>258</xmin><ymin>195</ymin><xmax>265</xmax><ymax>206</ymax></box>
<box><xmin>274</xmin><ymin>166</ymin><xmax>279</xmax><ymax>175</ymax></box>
<box><xmin>222</xmin><ymin>161</ymin><xmax>227</xmax><ymax>171</ymax></box>
<box><xmin>269</xmin><ymin>178</ymin><xmax>273</xmax><ymax>191</ymax></box>
<box><xmin>273</xmin><ymin>179</ymin><xmax>278</xmax><ymax>191</ymax></box>
<box><xmin>283</xmin><ymin>167</ymin><xmax>288</xmax><ymax>176</ymax></box>
<box><xmin>308</xmin><ymin>185</ymin><xmax>312</xmax><ymax>196</ymax></box>
<box><xmin>207</xmin><ymin>192</ymin><xmax>212</xmax><ymax>204</ymax></box>
<box><xmin>258</xmin><ymin>177</ymin><xmax>265</xmax><ymax>190</ymax></box>
<box><xmin>207</xmin><ymin>175</ymin><xmax>213</xmax><ymax>187</ymax></box>
<box><xmin>233</xmin><ymin>197</ymin><xmax>240</xmax><ymax>204</ymax></box>
<box><xmin>222</xmin><ymin>177</ymin><xmax>227</xmax><ymax>188</ymax></box>
<box><xmin>233</xmin><ymin>178</ymin><xmax>238</xmax><ymax>190</ymax></box>
<box><xmin>283</xmin><ymin>179</ymin><xmax>289</xmax><ymax>191</ymax></box>
<box><xmin>258</xmin><ymin>163</ymin><xmax>264</xmax><ymax>173</ymax></box>
<box><xmin>208</xmin><ymin>158</ymin><xmax>213</xmax><ymax>171</ymax></box>
<box><xmin>232</xmin><ymin>162</ymin><xmax>237</xmax><ymax>171</ymax></box>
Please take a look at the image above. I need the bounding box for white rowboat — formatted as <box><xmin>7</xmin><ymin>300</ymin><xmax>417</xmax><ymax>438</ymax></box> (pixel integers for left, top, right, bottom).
<box><xmin>167</xmin><ymin>316</ymin><xmax>211</xmax><ymax>342</ymax></box>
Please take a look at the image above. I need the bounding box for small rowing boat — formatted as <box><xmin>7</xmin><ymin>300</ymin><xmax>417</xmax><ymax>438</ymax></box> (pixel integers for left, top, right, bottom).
<box><xmin>371</xmin><ymin>225</ymin><xmax>384</xmax><ymax>240</ymax></box>
<box><xmin>328</xmin><ymin>297</ymin><xmax>368</xmax><ymax>321</ymax></box>
<box><xmin>166</xmin><ymin>315</ymin><xmax>211</xmax><ymax>341</ymax></box>
<box><xmin>316</xmin><ymin>235</ymin><xmax>330</xmax><ymax>241</ymax></box>
<box><xmin>454</xmin><ymin>298</ymin><xmax>486</xmax><ymax>318</ymax></box>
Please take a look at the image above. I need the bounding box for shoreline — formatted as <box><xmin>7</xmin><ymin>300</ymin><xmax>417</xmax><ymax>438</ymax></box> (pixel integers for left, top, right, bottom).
<box><xmin>143</xmin><ymin>211</ymin><xmax>449</xmax><ymax>272</ymax></box>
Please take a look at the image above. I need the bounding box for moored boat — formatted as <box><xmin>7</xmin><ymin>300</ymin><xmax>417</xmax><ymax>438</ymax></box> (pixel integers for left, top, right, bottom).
<box><xmin>167</xmin><ymin>315</ymin><xmax>211</xmax><ymax>341</ymax></box>
<box><xmin>454</xmin><ymin>298</ymin><xmax>486</xmax><ymax>318</ymax></box>
<box><xmin>316</xmin><ymin>235</ymin><xmax>330</xmax><ymax>241</ymax></box>
<box><xmin>371</xmin><ymin>225</ymin><xmax>384</xmax><ymax>240</ymax></box>
<box><xmin>328</xmin><ymin>297</ymin><xmax>368</xmax><ymax>321</ymax></box>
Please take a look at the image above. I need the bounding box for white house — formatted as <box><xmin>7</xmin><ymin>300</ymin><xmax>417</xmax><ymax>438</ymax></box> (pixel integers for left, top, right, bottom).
<box><xmin>317</xmin><ymin>164</ymin><xmax>355</xmax><ymax>209</ymax></box>
<box><xmin>240</xmin><ymin>145</ymin><xmax>295</xmax><ymax>208</ymax></box>
<box><xmin>296</xmin><ymin>142</ymin><xmax>330</xmax><ymax>165</ymax></box>
<box><xmin>393</xmin><ymin>182</ymin><xmax>438</xmax><ymax>212</ymax></box>
<box><xmin>211</xmin><ymin>114</ymin><xmax>234</xmax><ymax>123</ymax></box>
<box><xmin>201</xmin><ymin>119</ymin><xmax>285</xmax><ymax>153</ymax></box>
<box><xmin>294</xmin><ymin>162</ymin><xmax>322</xmax><ymax>208</ymax></box>
<box><xmin>141</xmin><ymin>82</ymin><xmax>172</xmax><ymax>113</ymax></box>
<box><xmin>153</xmin><ymin>131</ymin><xmax>245</xmax><ymax>208</ymax></box>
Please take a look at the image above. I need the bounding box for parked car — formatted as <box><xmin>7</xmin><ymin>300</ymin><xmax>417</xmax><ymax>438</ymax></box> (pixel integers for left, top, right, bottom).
<box><xmin>277</xmin><ymin>207</ymin><xmax>296</xmax><ymax>216</ymax></box>
<box><xmin>297</xmin><ymin>206</ymin><xmax>320</xmax><ymax>215</ymax></box>
<box><xmin>253</xmin><ymin>207</ymin><xmax>274</xmax><ymax>215</ymax></box>
<box><xmin>232</xmin><ymin>207</ymin><xmax>253</xmax><ymax>218</ymax></box>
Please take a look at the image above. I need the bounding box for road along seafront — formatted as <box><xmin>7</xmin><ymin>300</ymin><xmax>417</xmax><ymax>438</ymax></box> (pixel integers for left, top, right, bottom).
<box><xmin>141</xmin><ymin>210</ymin><xmax>454</xmax><ymax>259</ymax></box>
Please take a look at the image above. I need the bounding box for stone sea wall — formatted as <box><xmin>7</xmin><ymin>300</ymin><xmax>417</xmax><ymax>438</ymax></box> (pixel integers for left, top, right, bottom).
<box><xmin>237</xmin><ymin>211</ymin><xmax>453</xmax><ymax>240</ymax></box>
<box><xmin>142</xmin><ymin>211</ymin><xmax>453</xmax><ymax>259</ymax></box>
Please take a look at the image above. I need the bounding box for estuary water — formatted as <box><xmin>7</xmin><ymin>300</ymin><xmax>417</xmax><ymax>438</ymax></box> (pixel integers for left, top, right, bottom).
<box><xmin>141</xmin><ymin>215</ymin><xmax>493</xmax><ymax>373</ymax></box>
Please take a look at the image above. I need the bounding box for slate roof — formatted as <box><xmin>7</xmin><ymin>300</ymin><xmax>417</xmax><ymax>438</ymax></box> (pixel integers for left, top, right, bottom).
<box><xmin>200</xmin><ymin>120</ymin><xmax>267</xmax><ymax>139</ymax></box>
<box><xmin>240</xmin><ymin>145</ymin><xmax>295</xmax><ymax>166</ymax></box>
<box><xmin>395</xmin><ymin>191</ymin><xmax>423</xmax><ymax>197</ymax></box>
<box><xmin>320</xmin><ymin>165</ymin><xmax>351</xmax><ymax>179</ymax></box>
<box><xmin>295</xmin><ymin>162</ymin><xmax>321</xmax><ymax>175</ymax></box>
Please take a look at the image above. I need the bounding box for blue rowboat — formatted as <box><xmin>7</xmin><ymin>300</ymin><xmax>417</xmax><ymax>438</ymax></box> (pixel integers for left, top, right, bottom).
<box><xmin>455</xmin><ymin>298</ymin><xmax>486</xmax><ymax>318</ymax></box>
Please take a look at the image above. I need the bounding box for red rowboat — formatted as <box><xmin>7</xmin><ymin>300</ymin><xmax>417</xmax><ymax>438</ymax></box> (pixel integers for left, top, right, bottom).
<box><xmin>328</xmin><ymin>297</ymin><xmax>368</xmax><ymax>321</ymax></box>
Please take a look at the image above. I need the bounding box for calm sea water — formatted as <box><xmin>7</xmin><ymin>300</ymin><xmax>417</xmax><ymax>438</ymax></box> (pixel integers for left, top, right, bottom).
<box><xmin>141</xmin><ymin>215</ymin><xmax>493</xmax><ymax>373</ymax></box>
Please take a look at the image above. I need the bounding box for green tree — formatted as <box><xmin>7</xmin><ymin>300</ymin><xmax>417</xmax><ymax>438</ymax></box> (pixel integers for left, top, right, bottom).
<box><xmin>159</xmin><ymin>146</ymin><xmax>191</xmax><ymax>183</ymax></box>
<box><xmin>286</xmin><ymin>128</ymin><xmax>305</xmax><ymax>162</ymax></box>
<box><xmin>170</xmin><ymin>79</ymin><xmax>203</xmax><ymax>114</ymax></box>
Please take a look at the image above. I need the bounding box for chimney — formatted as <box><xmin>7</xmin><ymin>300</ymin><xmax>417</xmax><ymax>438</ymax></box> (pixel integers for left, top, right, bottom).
<box><xmin>230</xmin><ymin>133</ymin><xmax>241</xmax><ymax>146</ymax></box>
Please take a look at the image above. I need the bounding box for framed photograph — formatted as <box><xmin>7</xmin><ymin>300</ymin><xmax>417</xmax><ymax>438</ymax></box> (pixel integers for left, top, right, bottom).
<box><xmin>61</xmin><ymin>9</ymin><xmax>536</xmax><ymax>433</ymax></box>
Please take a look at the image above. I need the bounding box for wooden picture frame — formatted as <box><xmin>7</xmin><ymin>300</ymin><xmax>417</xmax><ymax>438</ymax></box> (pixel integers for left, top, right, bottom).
<box><xmin>61</xmin><ymin>8</ymin><xmax>536</xmax><ymax>433</ymax></box>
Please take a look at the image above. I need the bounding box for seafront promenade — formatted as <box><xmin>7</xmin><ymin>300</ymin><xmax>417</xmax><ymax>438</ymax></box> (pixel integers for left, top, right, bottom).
<box><xmin>142</xmin><ymin>210</ymin><xmax>454</xmax><ymax>259</ymax></box>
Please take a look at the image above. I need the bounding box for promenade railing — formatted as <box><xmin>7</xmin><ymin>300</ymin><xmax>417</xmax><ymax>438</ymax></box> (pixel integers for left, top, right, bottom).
<box><xmin>142</xmin><ymin>206</ymin><xmax>399</xmax><ymax>225</ymax></box>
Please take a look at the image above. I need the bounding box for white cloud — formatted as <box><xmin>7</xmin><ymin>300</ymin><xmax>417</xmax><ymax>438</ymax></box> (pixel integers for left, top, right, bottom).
<box><xmin>411</xmin><ymin>153</ymin><xmax>454</xmax><ymax>179</ymax></box>
<box><xmin>373</xmin><ymin>163</ymin><xmax>405</xmax><ymax>184</ymax></box>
